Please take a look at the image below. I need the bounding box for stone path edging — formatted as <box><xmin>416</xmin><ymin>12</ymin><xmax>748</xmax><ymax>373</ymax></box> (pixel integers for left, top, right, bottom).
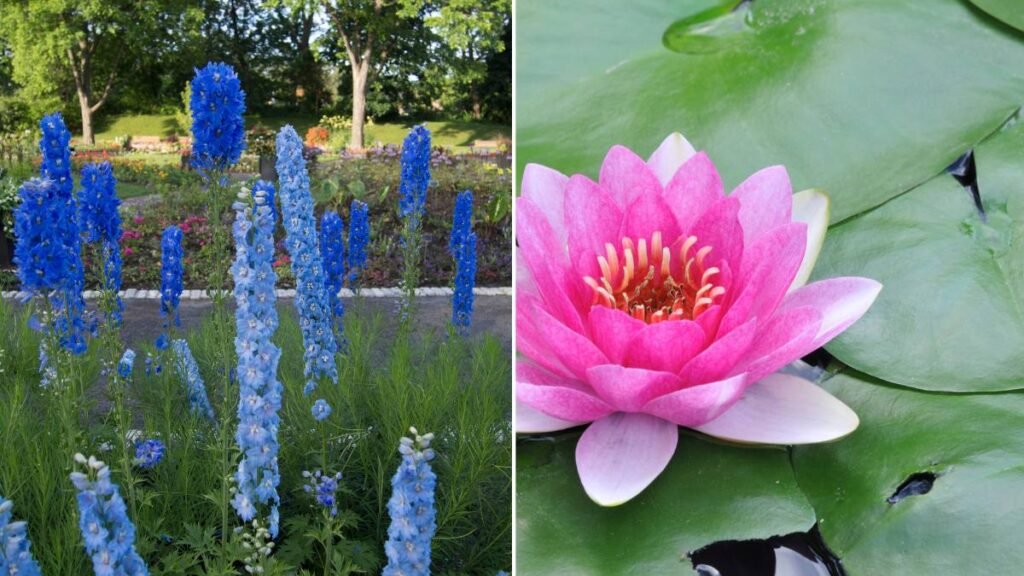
<box><xmin>1</xmin><ymin>286</ymin><xmax>512</xmax><ymax>300</ymax></box>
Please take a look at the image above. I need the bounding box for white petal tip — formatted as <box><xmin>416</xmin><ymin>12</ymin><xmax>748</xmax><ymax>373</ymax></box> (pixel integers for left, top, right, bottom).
<box><xmin>647</xmin><ymin>133</ymin><xmax>697</xmax><ymax>186</ymax></box>
<box><xmin>695</xmin><ymin>373</ymin><xmax>859</xmax><ymax>445</ymax></box>
<box><xmin>515</xmin><ymin>402</ymin><xmax>585</xmax><ymax>434</ymax></box>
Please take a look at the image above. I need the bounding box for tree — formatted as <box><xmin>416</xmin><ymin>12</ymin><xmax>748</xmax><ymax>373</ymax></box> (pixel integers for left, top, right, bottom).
<box><xmin>0</xmin><ymin>1</ymin><xmax>196</xmax><ymax>144</ymax></box>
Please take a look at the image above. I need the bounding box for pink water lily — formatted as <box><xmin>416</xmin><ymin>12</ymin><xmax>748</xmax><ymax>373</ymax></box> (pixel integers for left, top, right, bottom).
<box><xmin>516</xmin><ymin>133</ymin><xmax>881</xmax><ymax>506</ymax></box>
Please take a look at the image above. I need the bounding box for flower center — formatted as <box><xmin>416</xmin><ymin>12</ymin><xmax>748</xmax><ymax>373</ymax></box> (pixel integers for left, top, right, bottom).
<box><xmin>584</xmin><ymin>231</ymin><xmax>725</xmax><ymax>323</ymax></box>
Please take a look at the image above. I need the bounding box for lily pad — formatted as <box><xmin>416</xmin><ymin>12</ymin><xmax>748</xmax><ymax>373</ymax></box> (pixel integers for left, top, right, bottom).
<box><xmin>517</xmin><ymin>0</ymin><xmax>1024</xmax><ymax>222</ymax></box>
<box><xmin>968</xmin><ymin>0</ymin><xmax>1024</xmax><ymax>33</ymax></box>
<box><xmin>792</xmin><ymin>370</ymin><xmax>1024</xmax><ymax>574</ymax></box>
<box><xmin>814</xmin><ymin>120</ymin><xmax>1024</xmax><ymax>392</ymax></box>
<box><xmin>516</xmin><ymin>432</ymin><xmax>815</xmax><ymax>575</ymax></box>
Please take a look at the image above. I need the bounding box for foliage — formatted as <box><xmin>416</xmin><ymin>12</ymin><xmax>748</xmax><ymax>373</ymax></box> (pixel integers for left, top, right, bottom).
<box><xmin>0</xmin><ymin>294</ymin><xmax>512</xmax><ymax>574</ymax></box>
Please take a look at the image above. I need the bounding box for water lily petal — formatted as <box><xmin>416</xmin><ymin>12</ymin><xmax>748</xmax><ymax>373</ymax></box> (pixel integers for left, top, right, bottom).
<box><xmin>731</xmin><ymin>165</ymin><xmax>793</xmax><ymax>246</ymax></box>
<box><xmin>641</xmin><ymin>373</ymin><xmax>748</xmax><ymax>427</ymax></box>
<box><xmin>589</xmin><ymin>306</ymin><xmax>646</xmax><ymax>364</ymax></box>
<box><xmin>624</xmin><ymin>320</ymin><xmax>705</xmax><ymax>374</ymax></box>
<box><xmin>516</xmin><ymin>298</ymin><xmax>577</xmax><ymax>380</ymax></box>
<box><xmin>520</xmin><ymin>294</ymin><xmax>609</xmax><ymax>379</ymax></box>
<box><xmin>694</xmin><ymin>373</ymin><xmax>859</xmax><ymax>445</ymax></box>
<box><xmin>516</xmin><ymin>252</ymin><xmax>538</xmax><ymax>298</ymax></box>
<box><xmin>599</xmin><ymin>145</ymin><xmax>663</xmax><ymax>208</ymax></box>
<box><xmin>781</xmin><ymin>277</ymin><xmax>883</xmax><ymax>348</ymax></box>
<box><xmin>576</xmin><ymin>413</ymin><xmax>679</xmax><ymax>506</ymax></box>
<box><xmin>517</xmin><ymin>401</ymin><xmax>585</xmax><ymax>434</ymax></box>
<box><xmin>663</xmin><ymin>151</ymin><xmax>725</xmax><ymax>233</ymax></box>
<box><xmin>522</xmin><ymin>163</ymin><xmax>570</xmax><ymax>247</ymax></box>
<box><xmin>719</xmin><ymin>222</ymin><xmax>806</xmax><ymax>335</ymax></box>
<box><xmin>738</xmin><ymin>306</ymin><xmax>822</xmax><ymax>384</ymax></box>
<box><xmin>517</xmin><ymin>198</ymin><xmax>587</xmax><ymax>331</ymax></box>
<box><xmin>619</xmin><ymin>190</ymin><xmax>680</xmax><ymax>247</ymax></box>
<box><xmin>680</xmin><ymin>318</ymin><xmax>757</xmax><ymax>386</ymax></box>
<box><xmin>565</xmin><ymin>175</ymin><xmax>624</xmax><ymax>279</ymax></box>
<box><xmin>687</xmin><ymin>196</ymin><xmax>744</xmax><ymax>273</ymax></box>
<box><xmin>587</xmin><ymin>365</ymin><xmax>685</xmax><ymax>412</ymax></box>
<box><xmin>788</xmin><ymin>189</ymin><xmax>830</xmax><ymax>293</ymax></box>
<box><xmin>646</xmin><ymin>132</ymin><xmax>697</xmax><ymax>187</ymax></box>
<box><xmin>518</xmin><ymin>362</ymin><xmax>613</xmax><ymax>423</ymax></box>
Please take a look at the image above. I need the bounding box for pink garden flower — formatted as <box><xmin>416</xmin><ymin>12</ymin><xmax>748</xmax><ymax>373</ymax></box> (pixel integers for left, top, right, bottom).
<box><xmin>516</xmin><ymin>133</ymin><xmax>881</xmax><ymax>506</ymax></box>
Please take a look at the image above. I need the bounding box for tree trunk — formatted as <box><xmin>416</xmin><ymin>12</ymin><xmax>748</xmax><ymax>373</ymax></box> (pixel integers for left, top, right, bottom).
<box><xmin>350</xmin><ymin>60</ymin><xmax>369</xmax><ymax>150</ymax></box>
<box><xmin>78</xmin><ymin>91</ymin><xmax>95</xmax><ymax>145</ymax></box>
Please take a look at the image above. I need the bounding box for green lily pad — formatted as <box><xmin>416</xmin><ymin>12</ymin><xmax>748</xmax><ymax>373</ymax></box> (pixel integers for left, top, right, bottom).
<box><xmin>516</xmin><ymin>432</ymin><xmax>815</xmax><ymax>575</ymax></box>
<box><xmin>814</xmin><ymin>120</ymin><xmax>1024</xmax><ymax>392</ymax></box>
<box><xmin>792</xmin><ymin>370</ymin><xmax>1024</xmax><ymax>574</ymax></box>
<box><xmin>517</xmin><ymin>0</ymin><xmax>1024</xmax><ymax>222</ymax></box>
<box><xmin>969</xmin><ymin>0</ymin><xmax>1024</xmax><ymax>33</ymax></box>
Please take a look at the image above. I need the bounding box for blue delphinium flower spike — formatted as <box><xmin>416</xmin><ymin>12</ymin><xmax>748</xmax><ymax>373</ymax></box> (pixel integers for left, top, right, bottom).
<box><xmin>79</xmin><ymin>161</ymin><xmax>125</xmax><ymax>325</ymax></box>
<box><xmin>452</xmin><ymin>232</ymin><xmax>477</xmax><ymax>334</ymax></box>
<box><xmin>449</xmin><ymin>190</ymin><xmax>473</xmax><ymax>256</ymax></box>
<box><xmin>398</xmin><ymin>126</ymin><xmax>431</xmax><ymax>226</ymax></box>
<box><xmin>302</xmin><ymin>469</ymin><xmax>342</xmax><ymax>517</ymax></box>
<box><xmin>157</xmin><ymin>226</ymin><xmax>184</xmax><ymax>349</ymax></box>
<box><xmin>319</xmin><ymin>211</ymin><xmax>346</xmax><ymax>321</ymax></box>
<box><xmin>383</xmin><ymin>428</ymin><xmax>437</xmax><ymax>576</ymax></box>
<box><xmin>190</xmin><ymin>62</ymin><xmax>247</xmax><ymax>171</ymax></box>
<box><xmin>134</xmin><ymin>439</ymin><xmax>166</xmax><ymax>469</ymax></box>
<box><xmin>252</xmin><ymin>179</ymin><xmax>277</xmax><ymax>226</ymax></box>
<box><xmin>275</xmin><ymin>127</ymin><xmax>338</xmax><ymax>394</ymax></box>
<box><xmin>171</xmin><ymin>339</ymin><xmax>215</xmax><ymax>420</ymax></box>
<box><xmin>70</xmin><ymin>454</ymin><xmax>149</xmax><ymax>575</ymax></box>
<box><xmin>0</xmin><ymin>495</ymin><xmax>43</xmax><ymax>575</ymax></box>
<box><xmin>347</xmin><ymin>200</ymin><xmax>369</xmax><ymax>287</ymax></box>
<box><xmin>311</xmin><ymin>398</ymin><xmax>331</xmax><ymax>422</ymax></box>
<box><xmin>230</xmin><ymin>185</ymin><xmax>283</xmax><ymax>538</ymax></box>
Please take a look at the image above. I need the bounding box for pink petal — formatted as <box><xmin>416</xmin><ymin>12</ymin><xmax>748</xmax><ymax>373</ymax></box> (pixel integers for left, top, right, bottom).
<box><xmin>588</xmin><ymin>306</ymin><xmax>646</xmax><ymax>364</ymax></box>
<box><xmin>516</xmin><ymin>401</ymin><xmax>585</xmax><ymax>434</ymax></box>
<box><xmin>516</xmin><ymin>252</ymin><xmax>538</xmax><ymax>298</ymax></box>
<box><xmin>516</xmin><ymin>297</ymin><xmax>578</xmax><ymax>380</ymax></box>
<box><xmin>565</xmin><ymin>175</ymin><xmax>624</xmax><ymax>280</ymax></box>
<box><xmin>680</xmin><ymin>318</ymin><xmax>757</xmax><ymax>386</ymax></box>
<box><xmin>694</xmin><ymin>373</ymin><xmax>859</xmax><ymax>445</ymax></box>
<box><xmin>517</xmin><ymin>362</ymin><xmax>613</xmax><ymax>423</ymax></box>
<box><xmin>586</xmin><ymin>365</ymin><xmax>685</xmax><ymax>412</ymax></box>
<box><xmin>619</xmin><ymin>191</ymin><xmax>680</xmax><ymax>246</ymax></box>
<box><xmin>519</xmin><ymin>294</ymin><xmax>609</xmax><ymax>380</ymax></box>
<box><xmin>737</xmin><ymin>306</ymin><xmax>822</xmax><ymax>385</ymax></box>
<box><xmin>521</xmin><ymin>163</ymin><xmax>570</xmax><ymax>247</ymax></box>
<box><xmin>730</xmin><ymin>166</ymin><xmax>793</xmax><ymax>246</ymax></box>
<box><xmin>576</xmin><ymin>413</ymin><xmax>679</xmax><ymax>506</ymax></box>
<box><xmin>781</xmin><ymin>277</ymin><xmax>883</xmax><ymax>348</ymax></box>
<box><xmin>624</xmin><ymin>320</ymin><xmax>706</xmax><ymax>374</ymax></box>
<box><xmin>516</xmin><ymin>198</ymin><xmax>587</xmax><ymax>332</ymax></box>
<box><xmin>598</xmin><ymin>145</ymin><xmax>664</xmax><ymax>208</ymax></box>
<box><xmin>788</xmin><ymin>189</ymin><xmax>830</xmax><ymax>293</ymax></box>
<box><xmin>641</xmin><ymin>373</ymin><xmax>748</xmax><ymax>427</ymax></box>
<box><xmin>718</xmin><ymin>222</ymin><xmax>807</xmax><ymax>335</ymax></box>
<box><xmin>686</xmin><ymin>196</ymin><xmax>744</xmax><ymax>273</ymax></box>
<box><xmin>646</xmin><ymin>132</ymin><xmax>697</xmax><ymax>187</ymax></box>
<box><xmin>663</xmin><ymin>151</ymin><xmax>725</xmax><ymax>234</ymax></box>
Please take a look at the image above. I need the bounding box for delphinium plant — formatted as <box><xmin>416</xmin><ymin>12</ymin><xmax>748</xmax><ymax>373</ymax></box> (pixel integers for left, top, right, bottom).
<box><xmin>276</xmin><ymin>126</ymin><xmax>338</xmax><ymax>396</ymax></box>
<box><xmin>383</xmin><ymin>428</ymin><xmax>437</xmax><ymax>576</ymax></box>
<box><xmin>189</xmin><ymin>61</ymin><xmax>246</xmax><ymax>299</ymax></box>
<box><xmin>0</xmin><ymin>495</ymin><xmax>43</xmax><ymax>575</ymax></box>
<box><xmin>397</xmin><ymin>125</ymin><xmax>431</xmax><ymax>328</ymax></box>
<box><xmin>229</xmin><ymin>183</ymin><xmax>283</xmax><ymax>550</ymax></box>
<box><xmin>78</xmin><ymin>161</ymin><xmax>124</xmax><ymax>329</ymax></box>
<box><xmin>347</xmin><ymin>200</ymin><xmax>369</xmax><ymax>292</ymax></box>
<box><xmin>319</xmin><ymin>210</ymin><xmax>347</xmax><ymax>344</ymax></box>
<box><xmin>70</xmin><ymin>454</ymin><xmax>149</xmax><ymax>575</ymax></box>
<box><xmin>449</xmin><ymin>190</ymin><xmax>476</xmax><ymax>335</ymax></box>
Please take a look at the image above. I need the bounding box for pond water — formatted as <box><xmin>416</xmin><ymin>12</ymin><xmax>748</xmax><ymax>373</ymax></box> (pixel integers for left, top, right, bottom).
<box><xmin>690</xmin><ymin>525</ymin><xmax>845</xmax><ymax>576</ymax></box>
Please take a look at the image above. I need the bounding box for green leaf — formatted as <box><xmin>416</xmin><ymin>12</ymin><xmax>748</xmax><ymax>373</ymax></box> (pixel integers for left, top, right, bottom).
<box><xmin>792</xmin><ymin>369</ymin><xmax>1024</xmax><ymax>574</ymax></box>
<box><xmin>969</xmin><ymin>0</ymin><xmax>1024</xmax><ymax>32</ymax></box>
<box><xmin>815</xmin><ymin>120</ymin><xmax>1024</xmax><ymax>392</ymax></box>
<box><xmin>517</xmin><ymin>0</ymin><xmax>1024</xmax><ymax>222</ymax></box>
<box><xmin>516</xmin><ymin>432</ymin><xmax>815</xmax><ymax>575</ymax></box>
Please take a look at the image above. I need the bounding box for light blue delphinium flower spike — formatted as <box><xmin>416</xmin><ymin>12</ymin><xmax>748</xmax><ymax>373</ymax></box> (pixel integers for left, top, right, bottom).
<box><xmin>70</xmin><ymin>453</ymin><xmax>149</xmax><ymax>575</ymax></box>
<box><xmin>0</xmin><ymin>494</ymin><xmax>43</xmax><ymax>575</ymax></box>
<box><xmin>383</xmin><ymin>428</ymin><xmax>437</xmax><ymax>576</ymax></box>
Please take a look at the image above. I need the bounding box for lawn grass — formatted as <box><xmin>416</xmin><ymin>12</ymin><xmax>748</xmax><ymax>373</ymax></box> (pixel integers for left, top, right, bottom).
<box><xmin>92</xmin><ymin>113</ymin><xmax>510</xmax><ymax>150</ymax></box>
